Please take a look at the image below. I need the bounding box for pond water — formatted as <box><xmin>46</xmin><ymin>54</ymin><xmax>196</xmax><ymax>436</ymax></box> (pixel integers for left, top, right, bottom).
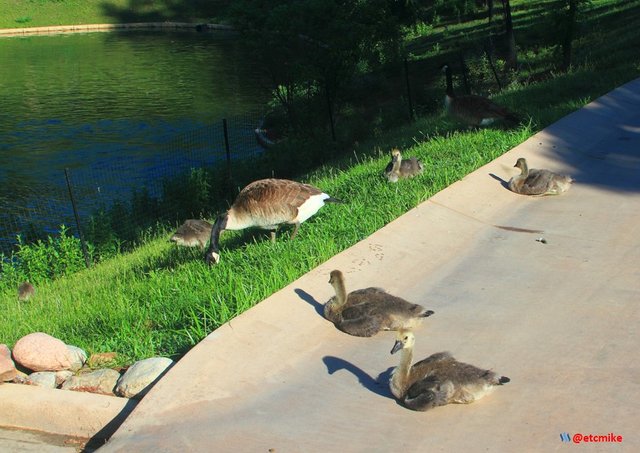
<box><xmin>0</xmin><ymin>30</ymin><xmax>269</xmax><ymax>251</ymax></box>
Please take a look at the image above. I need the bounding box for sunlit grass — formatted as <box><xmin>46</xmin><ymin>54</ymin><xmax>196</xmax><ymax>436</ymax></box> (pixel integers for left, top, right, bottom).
<box><xmin>0</xmin><ymin>120</ymin><xmax>533</xmax><ymax>363</ymax></box>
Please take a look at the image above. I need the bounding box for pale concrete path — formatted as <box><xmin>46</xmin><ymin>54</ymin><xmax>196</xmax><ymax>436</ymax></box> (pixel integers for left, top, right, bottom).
<box><xmin>101</xmin><ymin>78</ymin><xmax>640</xmax><ymax>452</ymax></box>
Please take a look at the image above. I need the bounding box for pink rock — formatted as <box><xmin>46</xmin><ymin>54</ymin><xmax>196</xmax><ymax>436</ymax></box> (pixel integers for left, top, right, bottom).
<box><xmin>0</xmin><ymin>344</ymin><xmax>17</xmax><ymax>381</ymax></box>
<box><xmin>12</xmin><ymin>333</ymin><xmax>73</xmax><ymax>372</ymax></box>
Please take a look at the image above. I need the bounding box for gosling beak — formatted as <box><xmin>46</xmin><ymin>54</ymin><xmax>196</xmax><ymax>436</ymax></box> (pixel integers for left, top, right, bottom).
<box><xmin>390</xmin><ymin>340</ymin><xmax>404</xmax><ymax>355</ymax></box>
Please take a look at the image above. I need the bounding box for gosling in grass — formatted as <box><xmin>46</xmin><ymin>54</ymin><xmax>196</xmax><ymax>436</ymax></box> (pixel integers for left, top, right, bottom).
<box><xmin>205</xmin><ymin>179</ymin><xmax>343</xmax><ymax>265</ymax></box>
<box><xmin>170</xmin><ymin>219</ymin><xmax>213</xmax><ymax>249</ymax></box>
<box><xmin>18</xmin><ymin>282</ymin><xmax>35</xmax><ymax>301</ymax></box>
<box><xmin>384</xmin><ymin>149</ymin><xmax>424</xmax><ymax>183</ymax></box>
<box><xmin>390</xmin><ymin>330</ymin><xmax>510</xmax><ymax>412</ymax></box>
<box><xmin>324</xmin><ymin>270</ymin><xmax>434</xmax><ymax>337</ymax></box>
<box><xmin>508</xmin><ymin>157</ymin><xmax>573</xmax><ymax>196</ymax></box>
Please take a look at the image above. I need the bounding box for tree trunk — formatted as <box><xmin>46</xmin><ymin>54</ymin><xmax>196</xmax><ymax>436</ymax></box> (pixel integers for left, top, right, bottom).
<box><xmin>501</xmin><ymin>0</ymin><xmax>517</xmax><ymax>70</ymax></box>
<box><xmin>485</xmin><ymin>0</ymin><xmax>502</xmax><ymax>90</ymax></box>
<box><xmin>562</xmin><ymin>0</ymin><xmax>578</xmax><ymax>71</ymax></box>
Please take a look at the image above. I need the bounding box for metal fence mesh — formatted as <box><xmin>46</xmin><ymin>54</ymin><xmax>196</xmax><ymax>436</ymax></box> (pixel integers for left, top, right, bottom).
<box><xmin>0</xmin><ymin>112</ymin><xmax>265</xmax><ymax>257</ymax></box>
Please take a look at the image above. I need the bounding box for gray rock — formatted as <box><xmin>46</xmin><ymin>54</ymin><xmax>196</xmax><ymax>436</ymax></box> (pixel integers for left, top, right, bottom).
<box><xmin>27</xmin><ymin>371</ymin><xmax>57</xmax><ymax>388</ymax></box>
<box><xmin>66</xmin><ymin>345</ymin><xmax>87</xmax><ymax>372</ymax></box>
<box><xmin>61</xmin><ymin>368</ymin><xmax>121</xmax><ymax>395</ymax></box>
<box><xmin>0</xmin><ymin>344</ymin><xmax>17</xmax><ymax>382</ymax></box>
<box><xmin>115</xmin><ymin>357</ymin><xmax>173</xmax><ymax>399</ymax></box>
<box><xmin>55</xmin><ymin>370</ymin><xmax>74</xmax><ymax>386</ymax></box>
<box><xmin>12</xmin><ymin>332</ymin><xmax>72</xmax><ymax>372</ymax></box>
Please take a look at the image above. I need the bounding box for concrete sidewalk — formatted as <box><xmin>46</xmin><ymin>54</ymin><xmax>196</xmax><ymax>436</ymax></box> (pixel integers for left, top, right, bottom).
<box><xmin>101</xmin><ymin>78</ymin><xmax>640</xmax><ymax>452</ymax></box>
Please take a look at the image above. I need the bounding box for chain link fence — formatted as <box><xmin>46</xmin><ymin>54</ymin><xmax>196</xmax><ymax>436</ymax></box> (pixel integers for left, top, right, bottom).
<box><xmin>0</xmin><ymin>112</ymin><xmax>266</xmax><ymax>260</ymax></box>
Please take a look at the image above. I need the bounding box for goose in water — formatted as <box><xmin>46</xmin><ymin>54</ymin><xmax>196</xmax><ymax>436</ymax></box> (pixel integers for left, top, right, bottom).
<box><xmin>170</xmin><ymin>219</ymin><xmax>213</xmax><ymax>249</ymax></box>
<box><xmin>205</xmin><ymin>179</ymin><xmax>343</xmax><ymax>264</ymax></box>
<box><xmin>508</xmin><ymin>158</ymin><xmax>573</xmax><ymax>196</ymax></box>
<box><xmin>384</xmin><ymin>149</ymin><xmax>424</xmax><ymax>183</ymax></box>
<box><xmin>324</xmin><ymin>270</ymin><xmax>434</xmax><ymax>337</ymax></box>
<box><xmin>390</xmin><ymin>330</ymin><xmax>510</xmax><ymax>411</ymax></box>
<box><xmin>441</xmin><ymin>63</ymin><xmax>519</xmax><ymax>128</ymax></box>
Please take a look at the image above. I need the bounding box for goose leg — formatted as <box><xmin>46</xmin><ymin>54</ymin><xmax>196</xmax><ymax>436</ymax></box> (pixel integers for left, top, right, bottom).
<box><xmin>290</xmin><ymin>222</ymin><xmax>300</xmax><ymax>240</ymax></box>
<box><xmin>270</xmin><ymin>231</ymin><xmax>276</xmax><ymax>243</ymax></box>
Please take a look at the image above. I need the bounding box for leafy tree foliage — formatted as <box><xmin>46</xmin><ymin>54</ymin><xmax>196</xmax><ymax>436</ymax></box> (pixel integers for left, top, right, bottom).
<box><xmin>227</xmin><ymin>0</ymin><xmax>408</xmax><ymax>134</ymax></box>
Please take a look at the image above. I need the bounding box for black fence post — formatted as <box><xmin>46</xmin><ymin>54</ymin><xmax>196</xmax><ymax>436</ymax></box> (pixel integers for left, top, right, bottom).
<box><xmin>64</xmin><ymin>168</ymin><xmax>91</xmax><ymax>268</ymax></box>
<box><xmin>222</xmin><ymin>118</ymin><xmax>232</xmax><ymax>183</ymax></box>
<box><xmin>404</xmin><ymin>58</ymin><xmax>414</xmax><ymax>121</ymax></box>
<box><xmin>325</xmin><ymin>83</ymin><xmax>337</xmax><ymax>143</ymax></box>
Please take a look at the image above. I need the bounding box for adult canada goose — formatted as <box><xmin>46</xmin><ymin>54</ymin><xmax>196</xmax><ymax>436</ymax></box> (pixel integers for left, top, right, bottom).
<box><xmin>170</xmin><ymin>219</ymin><xmax>213</xmax><ymax>249</ymax></box>
<box><xmin>324</xmin><ymin>270</ymin><xmax>435</xmax><ymax>337</ymax></box>
<box><xmin>390</xmin><ymin>330</ymin><xmax>510</xmax><ymax>411</ymax></box>
<box><xmin>18</xmin><ymin>282</ymin><xmax>35</xmax><ymax>301</ymax></box>
<box><xmin>508</xmin><ymin>158</ymin><xmax>573</xmax><ymax>196</ymax></box>
<box><xmin>441</xmin><ymin>63</ymin><xmax>519</xmax><ymax>128</ymax></box>
<box><xmin>205</xmin><ymin>179</ymin><xmax>343</xmax><ymax>264</ymax></box>
<box><xmin>384</xmin><ymin>149</ymin><xmax>424</xmax><ymax>183</ymax></box>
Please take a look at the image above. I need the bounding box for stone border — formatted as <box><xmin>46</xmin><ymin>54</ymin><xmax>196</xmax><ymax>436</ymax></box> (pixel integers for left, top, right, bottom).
<box><xmin>0</xmin><ymin>384</ymin><xmax>137</xmax><ymax>441</ymax></box>
<box><xmin>0</xmin><ymin>22</ymin><xmax>233</xmax><ymax>37</ymax></box>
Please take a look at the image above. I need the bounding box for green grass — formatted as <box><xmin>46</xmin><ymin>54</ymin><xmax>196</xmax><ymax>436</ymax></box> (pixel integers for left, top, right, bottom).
<box><xmin>0</xmin><ymin>0</ymin><xmax>228</xmax><ymax>29</ymax></box>
<box><xmin>0</xmin><ymin>123</ymin><xmax>531</xmax><ymax>365</ymax></box>
<box><xmin>0</xmin><ymin>0</ymin><xmax>639</xmax><ymax>365</ymax></box>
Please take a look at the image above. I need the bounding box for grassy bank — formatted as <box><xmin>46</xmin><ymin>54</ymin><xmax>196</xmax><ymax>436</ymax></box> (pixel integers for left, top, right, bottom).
<box><xmin>0</xmin><ymin>0</ymin><xmax>226</xmax><ymax>29</ymax></box>
<box><xmin>1</xmin><ymin>1</ymin><xmax>639</xmax><ymax>365</ymax></box>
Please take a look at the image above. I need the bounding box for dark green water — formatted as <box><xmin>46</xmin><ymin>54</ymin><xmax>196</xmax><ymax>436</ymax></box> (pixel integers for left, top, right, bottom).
<box><xmin>0</xmin><ymin>30</ymin><xmax>268</xmax><ymax>249</ymax></box>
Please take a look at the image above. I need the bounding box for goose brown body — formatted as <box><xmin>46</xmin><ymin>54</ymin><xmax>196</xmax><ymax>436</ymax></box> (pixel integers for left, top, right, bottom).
<box><xmin>18</xmin><ymin>281</ymin><xmax>35</xmax><ymax>301</ymax></box>
<box><xmin>390</xmin><ymin>331</ymin><xmax>510</xmax><ymax>411</ymax></box>
<box><xmin>442</xmin><ymin>64</ymin><xmax>519</xmax><ymax>127</ymax></box>
<box><xmin>508</xmin><ymin>158</ymin><xmax>573</xmax><ymax>196</ymax></box>
<box><xmin>384</xmin><ymin>149</ymin><xmax>424</xmax><ymax>183</ymax></box>
<box><xmin>205</xmin><ymin>179</ymin><xmax>342</xmax><ymax>264</ymax></box>
<box><xmin>324</xmin><ymin>270</ymin><xmax>434</xmax><ymax>337</ymax></box>
<box><xmin>170</xmin><ymin>219</ymin><xmax>213</xmax><ymax>249</ymax></box>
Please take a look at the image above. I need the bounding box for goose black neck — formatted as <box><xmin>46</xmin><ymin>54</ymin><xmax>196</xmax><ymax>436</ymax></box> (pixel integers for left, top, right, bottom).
<box><xmin>206</xmin><ymin>212</ymin><xmax>228</xmax><ymax>256</ymax></box>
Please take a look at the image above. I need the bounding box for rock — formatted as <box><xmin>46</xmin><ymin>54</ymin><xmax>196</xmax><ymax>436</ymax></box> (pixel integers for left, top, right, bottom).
<box><xmin>27</xmin><ymin>371</ymin><xmax>57</xmax><ymax>388</ymax></box>
<box><xmin>55</xmin><ymin>370</ymin><xmax>74</xmax><ymax>386</ymax></box>
<box><xmin>61</xmin><ymin>369</ymin><xmax>121</xmax><ymax>395</ymax></box>
<box><xmin>12</xmin><ymin>332</ymin><xmax>73</xmax><ymax>372</ymax></box>
<box><xmin>1</xmin><ymin>344</ymin><xmax>17</xmax><ymax>382</ymax></box>
<box><xmin>12</xmin><ymin>370</ymin><xmax>28</xmax><ymax>384</ymax></box>
<box><xmin>66</xmin><ymin>345</ymin><xmax>87</xmax><ymax>371</ymax></box>
<box><xmin>115</xmin><ymin>357</ymin><xmax>173</xmax><ymax>399</ymax></box>
<box><xmin>88</xmin><ymin>352</ymin><xmax>118</xmax><ymax>368</ymax></box>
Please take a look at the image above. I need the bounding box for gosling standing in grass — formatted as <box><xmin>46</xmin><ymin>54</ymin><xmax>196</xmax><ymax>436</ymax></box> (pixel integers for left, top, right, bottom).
<box><xmin>18</xmin><ymin>282</ymin><xmax>35</xmax><ymax>301</ymax></box>
<box><xmin>205</xmin><ymin>179</ymin><xmax>343</xmax><ymax>264</ymax></box>
<box><xmin>324</xmin><ymin>270</ymin><xmax>435</xmax><ymax>337</ymax></box>
<box><xmin>390</xmin><ymin>330</ymin><xmax>510</xmax><ymax>411</ymax></box>
<box><xmin>508</xmin><ymin>157</ymin><xmax>573</xmax><ymax>196</ymax></box>
<box><xmin>441</xmin><ymin>63</ymin><xmax>519</xmax><ymax>128</ymax></box>
<box><xmin>384</xmin><ymin>149</ymin><xmax>424</xmax><ymax>183</ymax></box>
<box><xmin>170</xmin><ymin>219</ymin><xmax>212</xmax><ymax>249</ymax></box>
